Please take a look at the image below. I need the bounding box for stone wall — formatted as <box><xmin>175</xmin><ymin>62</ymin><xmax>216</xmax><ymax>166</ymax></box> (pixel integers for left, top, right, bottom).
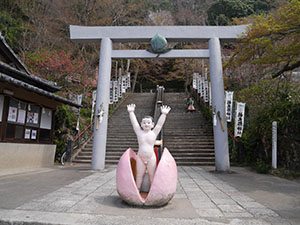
<box><xmin>0</xmin><ymin>143</ymin><xmax>56</xmax><ymax>170</ymax></box>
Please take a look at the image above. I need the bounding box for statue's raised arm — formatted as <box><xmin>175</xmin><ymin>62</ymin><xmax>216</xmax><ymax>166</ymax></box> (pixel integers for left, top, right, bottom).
<box><xmin>127</xmin><ymin>104</ymin><xmax>141</xmax><ymax>135</ymax></box>
<box><xmin>152</xmin><ymin>105</ymin><xmax>171</xmax><ymax>136</ymax></box>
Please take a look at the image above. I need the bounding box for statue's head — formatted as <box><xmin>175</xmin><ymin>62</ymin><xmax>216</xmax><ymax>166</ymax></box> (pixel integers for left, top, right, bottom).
<box><xmin>141</xmin><ymin>116</ymin><xmax>154</xmax><ymax>131</ymax></box>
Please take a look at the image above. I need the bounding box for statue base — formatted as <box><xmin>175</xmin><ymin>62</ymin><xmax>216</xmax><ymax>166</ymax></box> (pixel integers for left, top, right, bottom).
<box><xmin>116</xmin><ymin>148</ymin><xmax>177</xmax><ymax>206</ymax></box>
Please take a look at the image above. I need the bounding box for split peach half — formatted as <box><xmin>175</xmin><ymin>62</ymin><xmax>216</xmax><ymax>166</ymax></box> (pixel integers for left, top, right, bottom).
<box><xmin>116</xmin><ymin>148</ymin><xmax>177</xmax><ymax>206</ymax></box>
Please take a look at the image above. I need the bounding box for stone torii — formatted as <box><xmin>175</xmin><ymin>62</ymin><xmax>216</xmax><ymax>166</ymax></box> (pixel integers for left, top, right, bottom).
<box><xmin>69</xmin><ymin>25</ymin><xmax>247</xmax><ymax>172</ymax></box>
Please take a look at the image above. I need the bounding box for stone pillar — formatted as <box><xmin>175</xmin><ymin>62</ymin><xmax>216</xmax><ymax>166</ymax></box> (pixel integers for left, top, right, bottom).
<box><xmin>209</xmin><ymin>37</ymin><xmax>230</xmax><ymax>171</ymax></box>
<box><xmin>92</xmin><ymin>38</ymin><xmax>112</xmax><ymax>170</ymax></box>
<box><xmin>272</xmin><ymin>121</ymin><xmax>277</xmax><ymax>169</ymax></box>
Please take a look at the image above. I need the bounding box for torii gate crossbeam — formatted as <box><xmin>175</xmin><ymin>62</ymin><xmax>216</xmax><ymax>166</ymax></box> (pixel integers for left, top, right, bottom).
<box><xmin>70</xmin><ymin>25</ymin><xmax>247</xmax><ymax>172</ymax></box>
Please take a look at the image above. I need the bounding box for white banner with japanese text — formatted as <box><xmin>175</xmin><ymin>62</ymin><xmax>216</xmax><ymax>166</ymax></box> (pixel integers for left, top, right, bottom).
<box><xmin>109</xmin><ymin>81</ymin><xmax>113</xmax><ymax>104</ymax></box>
<box><xmin>121</xmin><ymin>76</ymin><xmax>127</xmax><ymax>93</ymax></box>
<box><xmin>127</xmin><ymin>72</ymin><xmax>131</xmax><ymax>89</ymax></box>
<box><xmin>193</xmin><ymin>73</ymin><xmax>198</xmax><ymax>89</ymax></box>
<box><xmin>118</xmin><ymin>77</ymin><xmax>122</xmax><ymax>98</ymax></box>
<box><xmin>113</xmin><ymin>81</ymin><xmax>118</xmax><ymax>102</ymax></box>
<box><xmin>200</xmin><ymin>77</ymin><xmax>205</xmax><ymax>97</ymax></box>
<box><xmin>225</xmin><ymin>91</ymin><xmax>234</xmax><ymax>122</ymax></box>
<box><xmin>234</xmin><ymin>102</ymin><xmax>246</xmax><ymax>137</ymax></box>
<box><xmin>204</xmin><ymin>81</ymin><xmax>209</xmax><ymax>102</ymax></box>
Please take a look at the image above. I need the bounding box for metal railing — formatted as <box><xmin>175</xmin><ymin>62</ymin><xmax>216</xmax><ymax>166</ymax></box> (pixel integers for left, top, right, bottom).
<box><xmin>74</xmin><ymin>121</ymin><xmax>95</xmax><ymax>142</ymax></box>
<box><xmin>153</xmin><ymin>86</ymin><xmax>165</xmax><ymax>161</ymax></box>
<box><xmin>62</xmin><ymin>121</ymin><xmax>95</xmax><ymax>164</ymax></box>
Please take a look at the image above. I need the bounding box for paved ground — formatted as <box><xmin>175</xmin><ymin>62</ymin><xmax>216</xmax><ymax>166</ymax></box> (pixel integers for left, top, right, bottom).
<box><xmin>0</xmin><ymin>166</ymin><xmax>93</xmax><ymax>210</ymax></box>
<box><xmin>208</xmin><ymin>167</ymin><xmax>300</xmax><ymax>225</ymax></box>
<box><xmin>0</xmin><ymin>165</ymin><xmax>299</xmax><ymax>225</ymax></box>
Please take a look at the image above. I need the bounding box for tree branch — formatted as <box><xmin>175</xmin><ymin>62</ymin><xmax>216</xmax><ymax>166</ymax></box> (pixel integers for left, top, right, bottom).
<box><xmin>272</xmin><ymin>60</ymin><xmax>300</xmax><ymax>78</ymax></box>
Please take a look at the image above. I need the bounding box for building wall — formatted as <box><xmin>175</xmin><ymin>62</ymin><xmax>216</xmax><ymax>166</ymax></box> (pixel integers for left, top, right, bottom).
<box><xmin>0</xmin><ymin>143</ymin><xmax>56</xmax><ymax>170</ymax></box>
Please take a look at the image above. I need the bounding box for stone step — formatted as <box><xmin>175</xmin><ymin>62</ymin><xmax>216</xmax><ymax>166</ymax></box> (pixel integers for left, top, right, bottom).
<box><xmin>78</xmin><ymin>151</ymin><xmax>214</xmax><ymax>157</ymax></box>
<box><xmin>164</xmin><ymin>127</ymin><xmax>211</xmax><ymax>130</ymax></box>
<box><xmin>103</xmin><ymin>161</ymin><xmax>216</xmax><ymax>166</ymax></box>
<box><xmin>106</xmin><ymin>138</ymin><xmax>138</xmax><ymax>141</ymax></box>
<box><xmin>75</xmin><ymin>155</ymin><xmax>93</xmax><ymax>160</ymax></box>
<box><xmin>72</xmin><ymin>159</ymin><xmax>92</xmax><ymax>164</ymax></box>
<box><xmin>106</xmin><ymin>152</ymin><xmax>132</xmax><ymax>156</ymax></box>
<box><xmin>163</xmin><ymin>133</ymin><xmax>213</xmax><ymax>136</ymax></box>
<box><xmin>164</xmin><ymin>141</ymin><xmax>214</xmax><ymax>145</ymax></box>
<box><xmin>171</xmin><ymin>152</ymin><xmax>215</xmax><ymax>156</ymax></box>
<box><xmin>77</xmin><ymin>152</ymin><xmax>92</xmax><ymax>156</ymax></box>
<box><xmin>106</xmin><ymin>156</ymin><xmax>123</xmax><ymax>160</ymax></box>
<box><xmin>168</xmin><ymin>148</ymin><xmax>214</xmax><ymax>152</ymax></box>
<box><xmin>106</xmin><ymin>148</ymin><xmax>139</xmax><ymax>152</ymax></box>
<box><xmin>165</xmin><ymin>143</ymin><xmax>214</xmax><ymax>147</ymax></box>
<box><xmin>84</xmin><ymin>142</ymin><xmax>138</xmax><ymax>147</ymax></box>
<box><xmin>164</xmin><ymin>127</ymin><xmax>213</xmax><ymax>130</ymax></box>
<box><xmin>173</xmin><ymin>156</ymin><xmax>215</xmax><ymax>162</ymax></box>
<box><xmin>105</xmin><ymin>160</ymin><xmax>120</xmax><ymax>164</ymax></box>
<box><xmin>163</xmin><ymin>132</ymin><xmax>213</xmax><ymax>139</ymax></box>
<box><xmin>176</xmin><ymin>161</ymin><xmax>215</xmax><ymax>166</ymax></box>
<box><xmin>164</xmin><ymin>139</ymin><xmax>214</xmax><ymax>143</ymax></box>
<box><xmin>107</xmin><ymin>132</ymin><xmax>137</xmax><ymax>135</ymax></box>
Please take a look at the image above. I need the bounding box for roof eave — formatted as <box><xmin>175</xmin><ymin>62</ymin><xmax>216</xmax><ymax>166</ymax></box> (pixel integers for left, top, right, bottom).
<box><xmin>0</xmin><ymin>72</ymin><xmax>80</xmax><ymax>108</ymax></box>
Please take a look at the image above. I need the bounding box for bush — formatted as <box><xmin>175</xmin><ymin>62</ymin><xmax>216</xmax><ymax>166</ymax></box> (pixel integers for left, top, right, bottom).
<box><xmin>54</xmin><ymin>105</ymin><xmax>77</xmax><ymax>161</ymax></box>
<box><xmin>231</xmin><ymin>78</ymin><xmax>300</xmax><ymax>171</ymax></box>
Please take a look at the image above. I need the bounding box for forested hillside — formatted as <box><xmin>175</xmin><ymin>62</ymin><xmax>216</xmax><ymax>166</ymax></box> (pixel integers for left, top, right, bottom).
<box><xmin>0</xmin><ymin>0</ymin><xmax>280</xmax><ymax>97</ymax></box>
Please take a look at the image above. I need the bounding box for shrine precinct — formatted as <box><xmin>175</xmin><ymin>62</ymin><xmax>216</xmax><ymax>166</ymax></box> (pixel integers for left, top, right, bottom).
<box><xmin>69</xmin><ymin>25</ymin><xmax>247</xmax><ymax>172</ymax></box>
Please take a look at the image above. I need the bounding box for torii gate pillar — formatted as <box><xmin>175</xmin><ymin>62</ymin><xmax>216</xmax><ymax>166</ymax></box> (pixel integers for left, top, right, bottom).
<box><xmin>92</xmin><ymin>38</ymin><xmax>112</xmax><ymax>170</ymax></box>
<box><xmin>209</xmin><ymin>38</ymin><xmax>229</xmax><ymax>171</ymax></box>
<box><xmin>70</xmin><ymin>25</ymin><xmax>247</xmax><ymax>171</ymax></box>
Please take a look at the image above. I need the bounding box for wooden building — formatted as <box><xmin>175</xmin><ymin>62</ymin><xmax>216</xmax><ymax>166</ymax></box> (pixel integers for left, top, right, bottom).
<box><xmin>0</xmin><ymin>33</ymin><xmax>80</xmax><ymax>171</ymax></box>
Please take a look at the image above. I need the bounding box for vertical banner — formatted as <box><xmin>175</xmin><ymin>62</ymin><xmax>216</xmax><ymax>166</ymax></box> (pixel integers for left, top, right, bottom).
<box><xmin>193</xmin><ymin>73</ymin><xmax>198</xmax><ymax>89</ymax></box>
<box><xmin>115</xmin><ymin>62</ymin><xmax>118</xmax><ymax>79</ymax></box>
<box><xmin>121</xmin><ymin>76</ymin><xmax>127</xmax><ymax>93</ymax></box>
<box><xmin>225</xmin><ymin>91</ymin><xmax>234</xmax><ymax>122</ymax></box>
<box><xmin>76</xmin><ymin>94</ymin><xmax>83</xmax><ymax>131</ymax></box>
<box><xmin>77</xmin><ymin>94</ymin><xmax>83</xmax><ymax>105</ymax></box>
<box><xmin>113</xmin><ymin>81</ymin><xmax>118</xmax><ymax>102</ymax></box>
<box><xmin>204</xmin><ymin>81</ymin><xmax>209</xmax><ymax>102</ymax></box>
<box><xmin>92</xmin><ymin>90</ymin><xmax>97</xmax><ymax>106</ymax></box>
<box><xmin>76</xmin><ymin>119</ymin><xmax>80</xmax><ymax>131</ymax></box>
<box><xmin>109</xmin><ymin>81</ymin><xmax>113</xmax><ymax>104</ymax></box>
<box><xmin>91</xmin><ymin>90</ymin><xmax>97</xmax><ymax>122</ymax></box>
<box><xmin>200</xmin><ymin>77</ymin><xmax>205</xmax><ymax>97</ymax></box>
<box><xmin>118</xmin><ymin>76</ymin><xmax>122</xmax><ymax>98</ymax></box>
<box><xmin>197</xmin><ymin>74</ymin><xmax>201</xmax><ymax>94</ymax></box>
<box><xmin>127</xmin><ymin>72</ymin><xmax>131</xmax><ymax>89</ymax></box>
<box><xmin>209</xmin><ymin>82</ymin><xmax>212</xmax><ymax>106</ymax></box>
<box><xmin>234</xmin><ymin>102</ymin><xmax>246</xmax><ymax>137</ymax></box>
<box><xmin>0</xmin><ymin>95</ymin><xmax>3</xmax><ymax>122</ymax></box>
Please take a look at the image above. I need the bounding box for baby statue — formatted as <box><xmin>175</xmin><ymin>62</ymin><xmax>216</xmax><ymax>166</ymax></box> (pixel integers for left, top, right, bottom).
<box><xmin>127</xmin><ymin>104</ymin><xmax>171</xmax><ymax>190</ymax></box>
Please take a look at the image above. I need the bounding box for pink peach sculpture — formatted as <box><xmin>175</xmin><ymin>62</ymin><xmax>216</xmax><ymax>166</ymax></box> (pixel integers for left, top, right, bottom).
<box><xmin>116</xmin><ymin>147</ymin><xmax>178</xmax><ymax>206</ymax></box>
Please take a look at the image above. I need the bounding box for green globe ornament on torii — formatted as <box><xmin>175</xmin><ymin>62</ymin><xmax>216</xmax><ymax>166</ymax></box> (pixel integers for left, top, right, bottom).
<box><xmin>150</xmin><ymin>34</ymin><xmax>168</xmax><ymax>54</ymax></box>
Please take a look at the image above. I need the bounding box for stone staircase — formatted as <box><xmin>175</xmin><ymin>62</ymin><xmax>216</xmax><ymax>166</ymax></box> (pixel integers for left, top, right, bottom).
<box><xmin>72</xmin><ymin>93</ymin><xmax>156</xmax><ymax>164</ymax></box>
<box><xmin>163</xmin><ymin>92</ymin><xmax>215</xmax><ymax>166</ymax></box>
<box><xmin>73</xmin><ymin>92</ymin><xmax>215</xmax><ymax>166</ymax></box>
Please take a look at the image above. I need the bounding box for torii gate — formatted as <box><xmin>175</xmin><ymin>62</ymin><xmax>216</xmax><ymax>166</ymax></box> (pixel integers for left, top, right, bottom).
<box><xmin>70</xmin><ymin>25</ymin><xmax>247</xmax><ymax>172</ymax></box>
